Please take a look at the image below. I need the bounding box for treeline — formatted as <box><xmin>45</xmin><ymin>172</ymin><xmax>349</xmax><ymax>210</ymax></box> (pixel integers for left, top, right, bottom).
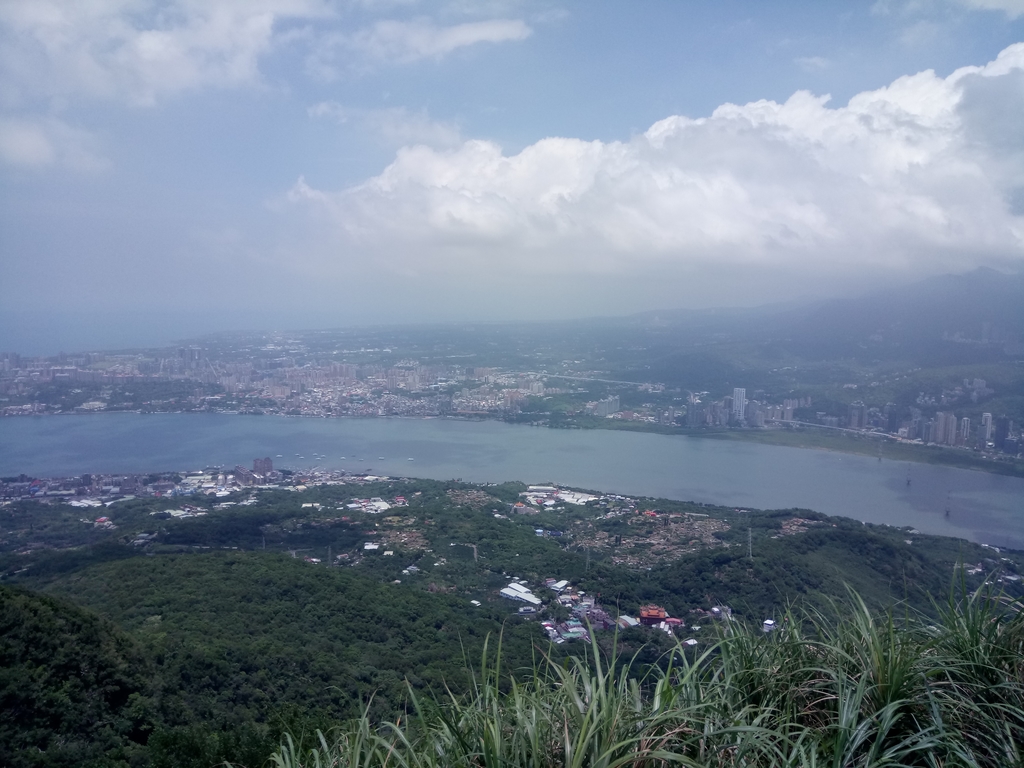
<box><xmin>2</xmin><ymin>552</ymin><xmax>549</xmax><ymax>767</ymax></box>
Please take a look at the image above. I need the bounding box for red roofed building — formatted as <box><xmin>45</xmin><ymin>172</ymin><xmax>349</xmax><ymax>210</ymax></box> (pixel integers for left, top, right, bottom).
<box><xmin>639</xmin><ymin>604</ymin><xmax>667</xmax><ymax>626</ymax></box>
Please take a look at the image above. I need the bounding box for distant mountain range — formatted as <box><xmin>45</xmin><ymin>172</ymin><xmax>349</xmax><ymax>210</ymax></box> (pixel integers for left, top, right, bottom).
<box><xmin>630</xmin><ymin>268</ymin><xmax>1024</xmax><ymax>362</ymax></box>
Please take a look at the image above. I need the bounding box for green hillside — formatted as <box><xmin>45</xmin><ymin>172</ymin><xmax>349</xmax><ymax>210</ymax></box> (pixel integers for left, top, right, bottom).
<box><xmin>0</xmin><ymin>585</ymin><xmax>153</xmax><ymax>767</ymax></box>
<box><xmin>271</xmin><ymin>587</ymin><xmax>1024</xmax><ymax>768</ymax></box>
<box><xmin>2</xmin><ymin>476</ymin><xmax>1023</xmax><ymax>766</ymax></box>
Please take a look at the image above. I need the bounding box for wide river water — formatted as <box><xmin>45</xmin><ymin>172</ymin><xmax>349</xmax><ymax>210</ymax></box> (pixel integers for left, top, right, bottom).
<box><xmin>2</xmin><ymin>413</ymin><xmax>1023</xmax><ymax>549</ymax></box>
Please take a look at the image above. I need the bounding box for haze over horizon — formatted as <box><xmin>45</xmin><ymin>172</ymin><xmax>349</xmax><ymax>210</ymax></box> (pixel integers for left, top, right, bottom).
<box><xmin>2</xmin><ymin>1</ymin><xmax>1024</xmax><ymax>354</ymax></box>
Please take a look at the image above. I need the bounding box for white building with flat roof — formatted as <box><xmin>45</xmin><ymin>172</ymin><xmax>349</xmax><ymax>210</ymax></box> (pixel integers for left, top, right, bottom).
<box><xmin>500</xmin><ymin>583</ymin><xmax>542</xmax><ymax>605</ymax></box>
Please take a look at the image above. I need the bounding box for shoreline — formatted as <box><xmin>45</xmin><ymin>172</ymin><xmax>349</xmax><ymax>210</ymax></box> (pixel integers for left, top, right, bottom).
<box><xmin>532</xmin><ymin>415</ymin><xmax>1024</xmax><ymax>479</ymax></box>
<box><xmin>4</xmin><ymin>408</ymin><xmax>1023</xmax><ymax>480</ymax></box>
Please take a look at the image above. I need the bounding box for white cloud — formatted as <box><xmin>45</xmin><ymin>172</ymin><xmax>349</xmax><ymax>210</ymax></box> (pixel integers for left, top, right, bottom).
<box><xmin>305</xmin><ymin>16</ymin><xmax>531</xmax><ymax>79</ymax></box>
<box><xmin>348</xmin><ymin>17</ymin><xmax>531</xmax><ymax>63</ymax></box>
<box><xmin>795</xmin><ymin>56</ymin><xmax>830</xmax><ymax>72</ymax></box>
<box><xmin>0</xmin><ymin>2</ymin><xmax>533</xmax><ymax>104</ymax></box>
<box><xmin>310</xmin><ymin>101</ymin><xmax>462</xmax><ymax>146</ymax></box>
<box><xmin>958</xmin><ymin>0</ymin><xmax>1024</xmax><ymax>17</ymax></box>
<box><xmin>871</xmin><ymin>0</ymin><xmax>943</xmax><ymax>16</ymax></box>
<box><xmin>0</xmin><ymin>116</ymin><xmax>105</xmax><ymax>169</ymax></box>
<box><xmin>899</xmin><ymin>19</ymin><xmax>943</xmax><ymax>46</ymax></box>
<box><xmin>0</xmin><ymin>0</ymin><xmax>332</xmax><ymax>106</ymax></box>
<box><xmin>0</xmin><ymin>118</ymin><xmax>54</xmax><ymax>166</ymax></box>
<box><xmin>875</xmin><ymin>0</ymin><xmax>1024</xmax><ymax>18</ymax></box>
<box><xmin>291</xmin><ymin>43</ymin><xmax>1024</xmax><ymax>285</ymax></box>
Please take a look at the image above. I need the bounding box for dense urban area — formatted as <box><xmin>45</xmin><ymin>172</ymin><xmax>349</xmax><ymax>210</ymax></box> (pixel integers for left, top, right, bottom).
<box><xmin>1</xmin><ymin>328</ymin><xmax>1021</xmax><ymax>469</ymax></box>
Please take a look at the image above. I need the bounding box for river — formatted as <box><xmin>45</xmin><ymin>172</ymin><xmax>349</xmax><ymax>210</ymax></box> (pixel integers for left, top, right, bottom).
<box><xmin>2</xmin><ymin>413</ymin><xmax>1023</xmax><ymax>549</ymax></box>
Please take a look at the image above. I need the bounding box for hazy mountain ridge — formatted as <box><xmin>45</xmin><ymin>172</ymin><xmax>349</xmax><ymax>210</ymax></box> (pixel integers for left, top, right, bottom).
<box><xmin>629</xmin><ymin>268</ymin><xmax>1024</xmax><ymax>353</ymax></box>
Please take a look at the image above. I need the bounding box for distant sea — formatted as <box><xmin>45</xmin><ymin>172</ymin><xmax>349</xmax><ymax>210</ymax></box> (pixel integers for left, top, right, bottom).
<box><xmin>2</xmin><ymin>413</ymin><xmax>1023</xmax><ymax>550</ymax></box>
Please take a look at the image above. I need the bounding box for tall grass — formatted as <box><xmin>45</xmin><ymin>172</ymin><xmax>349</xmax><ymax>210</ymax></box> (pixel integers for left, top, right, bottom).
<box><xmin>265</xmin><ymin>585</ymin><xmax>1024</xmax><ymax>768</ymax></box>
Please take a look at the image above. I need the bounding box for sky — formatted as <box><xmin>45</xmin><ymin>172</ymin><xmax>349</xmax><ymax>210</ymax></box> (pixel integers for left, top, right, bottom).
<box><xmin>1</xmin><ymin>0</ymin><xmax>1024</xmax><ymax>354</ymax></box>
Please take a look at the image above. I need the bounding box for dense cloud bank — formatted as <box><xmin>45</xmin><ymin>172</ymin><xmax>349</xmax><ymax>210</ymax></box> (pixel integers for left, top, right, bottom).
<box><xmin>294</xmin><ymin>43</ymin><xmax>1024</xmax><ymax>281</ymax></box>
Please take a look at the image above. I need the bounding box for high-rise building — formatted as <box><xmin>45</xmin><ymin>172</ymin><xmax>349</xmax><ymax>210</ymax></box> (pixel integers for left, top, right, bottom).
<box><xmin>848</xmin><ymin>401</ymin><xmax>868</xmax><ymax>430</ymax></box>
<box><xmin>687</xmin><ymin>403</ymin><xmax>707</xmax><ymax>427</ymax></box>
<box><xmin>981</xmin><ymin>413</ymin><xmax>993</xmax><ymax>442</ymax></box>
<box><xmin>253</xmin><ymin>457</ymin><xmax>273</xmax><ymax>476</ymax></box>
<box><xmin>886</xmin><ymin>408</ymin><xmax>901</xmax><ymax>434</ymax></box>
<box><xmin>994</xmin><ymin>417</ymin><xmax>1010</xmax><ymax>451</ymax></box>
<box><xmin>178</xmin><ymin>346</ymin><xmax>203</xmax><ymax>370</ymax></box>
<box><xmin>943</xmin><ymin>412</ymin><xmax>959</xmax><ymax>445</ymax></box>
<box><xmin>731</xmin><ymin>388</ymin><xmax>746</xmax><ymax>421</ymax></box>
<box><xmin>960</xmin><ymin>417</ymin><xmax>971</xmax><ymax>443</ymax></box>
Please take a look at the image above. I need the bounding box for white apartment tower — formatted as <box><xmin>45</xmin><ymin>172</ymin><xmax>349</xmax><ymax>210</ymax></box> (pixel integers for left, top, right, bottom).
<box><xmin>732</xmin><ymin>388</ymin><xmax>747</xmax><ymax>421</ymax></box>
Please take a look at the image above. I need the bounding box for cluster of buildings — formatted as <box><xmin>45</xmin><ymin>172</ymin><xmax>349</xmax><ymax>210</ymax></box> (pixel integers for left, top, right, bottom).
<box><xmin>512</xmin><ymin>485</ymin><xmax>599</xmax><ymax>511</ymax></box>
<box><xmin>686</xmin><ymin>389</ymin><xmax>812</xmax><ymax>428</ymax></box>
<box><xmin>683</xmin><ymin>382</ymin><xmax>1021</xmax><ymax>458</ymax></box>
<box><xmin>150</xmin><ymin>506</ymin><xmax>210</xmax><ymax>519</ymax></box>
<box><xmin>494</xmin><ymin>575</ymin><xmax>750</xmax><ymax>647</ymax></box>
<box><xmin>585</xmin><ymin>395</ymin><xmax>621</xmax><ymax>418</ymax></box>
<box><xmin>0</xmin><ymin>348</ymin><xmax>566</xmax><ymax>420</ymax></box>
<box><xmin>0</xmin><ymin>458</ymin><xmax>401</xmax><ymax>505</ymax></box>
<box><xmin>503</xmin><ymin>579</ymin><xmax>608</xmax><ymax>643</ymax></box>
<box><xmin>2</xmin><ymin>471</ymin><xmax>175</xmax><ymax>504</ymax></box>
<box><xmin>580</xmin><ymin>395</ymin><xmax>683</xmax><ymax>426</ymax></box>
<box><xmin>506</xmin><ymin>580</ymin><xmax>774</xmax><ymax>648</ymax></box>
<box><xmin>806</xmin><ymin>378</ymin><xmax>1021</xmax><ymax>456</ymax></box>
<box><xmin>499</xmin><ymin>580</ymin><xmax>543</xmax><ymax>606</ymax></box>
<box><xmin>896</xmin><ymin>409</ymin><xmax>1018</xmax><ymax>454</ymax></box>
<box><xmin>816</xmin><ymin>399</ymin><xmax>1019</xmax><ymax>455</ymax></box>
<box><xmin>345</xmin><ymin>496</ymin><xmax>400</xmax><ymax>513</ymax></box>
<box><xmin>0</xmin><ymin>468</ymin><xmax>267</xmax><ymax>505</ymax></box>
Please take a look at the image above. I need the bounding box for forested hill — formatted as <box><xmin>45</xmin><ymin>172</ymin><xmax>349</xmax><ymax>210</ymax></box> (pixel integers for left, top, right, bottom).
<box><xmin>2</xmin><ymin>475</ymin><xmax>1023</xmax><ymax>767</ymax></box>
<box><xmin>1</xmin><ymin>556</ymin><xmax>546</xmax><ymax>768</ymax></box>
<box><xmin>41</xmin><ymin>552</ymin><xmax>544</xmax><ymax>724</ymax></box>
<box><xmin>0</xmin><ymin>585</ymin><xmax>154</xmax><ymax>767</ymax></box>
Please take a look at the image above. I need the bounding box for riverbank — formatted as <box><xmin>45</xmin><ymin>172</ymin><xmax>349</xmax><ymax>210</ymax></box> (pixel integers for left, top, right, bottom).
<box><xmin>697</xmin><ymin>429</ymin><xmax>1024</xmax><ymax>478</ymax></box>
<box><xmin>556</xmin><ymin>415</ymin><xmax>1024</xmax><ymax>479</ymax></box>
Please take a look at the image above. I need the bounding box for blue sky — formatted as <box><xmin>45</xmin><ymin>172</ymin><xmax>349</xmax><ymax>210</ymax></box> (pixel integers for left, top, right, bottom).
<box><xmin>2</xmin><ymin>0</ymin><xmax>1024</xmax><ymax>353</ymax></box>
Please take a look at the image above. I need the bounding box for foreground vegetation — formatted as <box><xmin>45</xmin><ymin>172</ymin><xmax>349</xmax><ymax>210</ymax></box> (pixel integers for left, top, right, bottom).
<box><xmin>3</xmin><ymin>476</ymin><xmax>1023</xmax><ymax>767</ymax></box>
<box><xmin>272</xmin><ymin>587</ymin><xmax>1024</xmax><ymax>768</ymax></box>
<box><xmin>4</xmin><ymin>556</ymin><xmax>1024</xmax><ymax>767</ymax></box>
